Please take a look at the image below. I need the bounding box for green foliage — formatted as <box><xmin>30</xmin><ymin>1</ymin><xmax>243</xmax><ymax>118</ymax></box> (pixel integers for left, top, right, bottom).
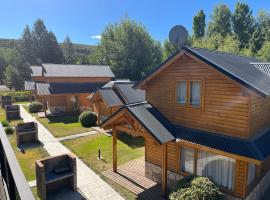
<box><xmin>208</xmin><ymin>4</ymin><xmax>232</xmax><ymax>37</ymax></box>
<box><xmin>163</xmin><ymin>39</ymin><xmax>178</xmax><ymax>59</ymax></box>
<box><xmin>193</xmin><ymin>10</ymin><xmax>206</xmax><ymax>38</ymax></box>
<box><xmin>4</xmin><ymin>126</ymin><xmax>14</xmax><ymax>134</ymax></box>
<box><xmin>79</xmin><ymin>111</ymin><xmax>97</xmax><ymax>127</ymax></box>
<box><xmin>96</xmin><ymin>17</ymin><xmax>163</xmax><ymax>80</ymax></box>
<box><xmin>257</xmin><ymin>42</ymin><xmax>270</xmax><ymax>61</ymax></box>
<box><xmin>232</xmin><ymin>2</ymin><xmax>254</xmax><ymax>48</ymax></box>
<box><xmin>169</xmin><ymin>176</ymin><xmax>223</xmax><ymax>200</ymax></box>
<box><xmin>62</xmin><ymin>35</ymin><xmax>75</xmax><ymax>64</ymax></box>
<box><xmin>1</xmin><ymin>120</ymin><xmax>9</xmax><ymax>127</ymax></box>
<box><xmin>0</xmin><ymin>91</ymin><xmax>31</xmax><ymax>102</ymax></box>
<box><xmin>29</xmin><ymin>102</ymin><xmax>43</xmax><ymax>113</ymax></box>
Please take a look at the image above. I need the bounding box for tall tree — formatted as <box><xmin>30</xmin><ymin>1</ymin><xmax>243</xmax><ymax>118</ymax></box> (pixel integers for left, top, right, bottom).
<box><xmin>96</xmin><ymin>17</ymin><xmax>163</xmax><ymax>80</ymax></box>
<box><xmin>207</xmin><ymin>4</ymin><xmax>232</xmax><ymax>37</ymax></box>
<box><xmin>193</xmin><ymin>10</ymin><xmax>206</xmax><ymax>38</ymax></box>
<box><xmin>62</xmin><ymin>35</ymin><xmax>75</xmax><ymax>64</ymax></box>
<box><xmin>162</xmin><ymin>39</ymin><xmax>178</xmax><ymax>59</ymax></box>
<box><xmin>232</xmin><ymin>2</ymin><xmax>254</xmax><ymax>48</ymax></box>
<box><xmin>257</xmin><ymin>42</ymin><xmax>270</xmax><ymax>61</ymax></box>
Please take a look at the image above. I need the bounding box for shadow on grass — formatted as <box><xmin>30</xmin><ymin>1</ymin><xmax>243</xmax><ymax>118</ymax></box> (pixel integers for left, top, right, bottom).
<box><xmin>47</xmin><ymin>115</ymin><xmax>79</xmax><ymax>124</ymax></box>
<box><xmin>117</xmin><ymin>132</ymin><xmax>144</xmax><ymax>149</ymax></box>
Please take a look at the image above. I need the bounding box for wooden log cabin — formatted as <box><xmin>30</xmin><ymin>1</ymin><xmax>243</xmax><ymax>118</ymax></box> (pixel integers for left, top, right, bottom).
<box><xmin>101</xmin><ymin>47</ymin><xmax>270</xmax><ymax>200</ymax></box>
<box><xmin>25</xmin><ymin>64</ymin><xmax>114</xmax><ymax>115</ymax></box>
<box><xmin>89</xmin><ymin>80</ymin><xmax>145</xmax><ymax>124</ymax></box>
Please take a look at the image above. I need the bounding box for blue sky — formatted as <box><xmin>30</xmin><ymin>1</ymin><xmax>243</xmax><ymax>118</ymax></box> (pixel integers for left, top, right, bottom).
<box><xmin>0</xmin><ymin>0</ymin><xmax>269</xmax><ymax>45</ymax></box>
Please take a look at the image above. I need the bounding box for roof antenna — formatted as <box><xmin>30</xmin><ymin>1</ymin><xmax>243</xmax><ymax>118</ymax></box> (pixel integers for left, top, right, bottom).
<box><xmin>169</xmin><ymin>25</ymin><xmax>188</xmax><ymax>50</ymax></box>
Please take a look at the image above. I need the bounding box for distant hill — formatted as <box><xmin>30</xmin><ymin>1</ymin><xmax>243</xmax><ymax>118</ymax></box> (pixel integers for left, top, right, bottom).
<box><xmin>0</xmin><ymin>38</ymin><xmax>97</xmax><ymax>58</ymax></box>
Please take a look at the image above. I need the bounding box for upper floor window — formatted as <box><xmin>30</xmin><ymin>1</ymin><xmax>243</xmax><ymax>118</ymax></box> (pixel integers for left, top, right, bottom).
<box><xmin>190</xmin><ymin>80</ymin><xmax>201</xmax><ymax>107</ymax></box>
<box><xmin>176</xmin><ymin>81</ymin><xmax>187</xmax><ymax>104</ymax></box>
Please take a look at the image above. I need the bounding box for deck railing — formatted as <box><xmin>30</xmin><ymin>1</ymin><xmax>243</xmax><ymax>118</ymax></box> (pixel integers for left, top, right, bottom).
<box><xmin>0</xmin><ymin>124</ymin><xmax>35</xmax><ymax>200</ymax></box>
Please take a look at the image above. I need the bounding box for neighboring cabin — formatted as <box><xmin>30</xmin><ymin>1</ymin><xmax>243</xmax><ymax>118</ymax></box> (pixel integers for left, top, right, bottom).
<box><xmin>89</xmin><ymin>80</ymin><xmax>145</xmax><ymax>124</ymax></box>
<box><xmin>101</xmin><ymin>46</ymin><xmax>270</xmax><ymax>199</ymax></box>
<box><xmin>25</xmin><ymin>64</ymin><xmax>114</xmax><ymax>114</ymax></box>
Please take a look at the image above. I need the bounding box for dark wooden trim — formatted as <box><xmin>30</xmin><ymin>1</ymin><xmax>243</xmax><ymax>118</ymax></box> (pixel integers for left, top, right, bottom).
<box><xmin>112</xmin><ymin>126</ymin><xmax>117</xmax><ymax>172</ymax></box>
<box><xmin>162</xmin><ymin>143</ymin><xmax>168</xmax><ymax>197</ymax></box>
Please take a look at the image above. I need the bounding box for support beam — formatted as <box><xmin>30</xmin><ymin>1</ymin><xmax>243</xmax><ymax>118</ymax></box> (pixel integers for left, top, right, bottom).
<box><xmin>97</xmin><ymin>102</ymin><xmax>100</xmax><ymax>125</ymax></box>
<box><xmin>162</xmin><ymin>143</ymin><xmax>168</xmax><ymax>197</ymax></box>
<box><xmin>113</xmin><ymin>126</ymin><xmax>117</xmax><ymax>172</ymax></box>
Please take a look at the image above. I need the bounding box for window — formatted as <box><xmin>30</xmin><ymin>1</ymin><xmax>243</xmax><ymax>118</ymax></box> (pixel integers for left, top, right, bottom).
<box><xmin>247</xmin><ymin>163</ymin><xmax>256</xmax><ymax>186</ymax></box>
<box><xmin>180</xmin><ymin>147</ymin><xmax>194</xmax><ymax>174</ymax></box>
<box><xmin>190</xmin><ymin>81</ymin><xmax>201</xmax><ymax>106</ymax></box>
<box><xmin>176</xmin><ymin>81</ymin><xmax>187</xmax><ymax>104</ymax></box>
<box><xmin>197</xmin><ymin>150</ymin><xmax>235</xmax><ymax>190</ymax></box>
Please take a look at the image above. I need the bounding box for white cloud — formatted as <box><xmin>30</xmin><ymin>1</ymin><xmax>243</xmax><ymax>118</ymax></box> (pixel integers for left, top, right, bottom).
<box><xmin>91</xmin><ymin>35</ymin><xmax>101</xmax><ymax>39</ymax></box>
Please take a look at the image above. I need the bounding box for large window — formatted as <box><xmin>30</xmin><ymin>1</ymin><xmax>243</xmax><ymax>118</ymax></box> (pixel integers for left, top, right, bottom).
<box><xmin>197</xmin><ymin>150</ymin><xmax>235</xmax><ymax>190</ymax></box>
<box><xmin>190</xmin><ymin>81</ymin><xmax>201</xmax><ymax>106</ymax></box>
<box><xmin>180</xmin><ymin>147</ymin><xmax>194</xmax><ymax>174</ymax></box>
<box><xmin>176</xmin><ymin>80</ymin><xmax>202</xmax><ymax>107</ymax></box>
<box><xmin>176</xmin><ymin>81</ymin><xmax>187</xmax><ymax>104</ymax></box>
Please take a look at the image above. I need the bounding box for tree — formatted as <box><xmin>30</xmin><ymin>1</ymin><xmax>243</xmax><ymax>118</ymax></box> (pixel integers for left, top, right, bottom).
<box><xmin>193</xmin><ymin>10</ymin><xmax>206</xmax><ymax>38</ymax></box>
<box><xmin>257</xmin><ymin>42</ymin><xmax>270</xmax><ymax>61</ymax></box>
<box><xmin>232</xmin><ymin>2</ymin><xmax>254</xmax><ymax>48</ymax></box>
<box><xmin>208</xmin><ymin>4</ymin><xmax>232</xmax><ymax>37</ymax></box>
<box><xmin>96</xmin><ymin>17</ymin><xmax>163</xmax><ymax>80</ymax></box>
<box><xmin>0</xmin><ymin>57</ymin><xmax>6</xmax><ymax>84</ymax></box>
<box><xmin>218</xmin><ymin>34</ymin><xmax>240</xmax><ymax>53</ymax></box>
<box><xmin>62</xmin><ymin>35</ymin><xmax>75</xmax><ymax>64</ymax></box>
<box><xmin>163</xmin><ymin>39</ymin><xmax>179</xmax><ymax>59</ymax></box>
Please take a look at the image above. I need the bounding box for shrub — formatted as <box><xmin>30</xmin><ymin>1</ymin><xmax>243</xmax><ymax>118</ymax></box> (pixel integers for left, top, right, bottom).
<box><xmin>29</xmin><ymin>102</ymin><xmax>43</xmax><ymax>113</ymax></box>
<box><xmin>1</xmin><ymin>120</ymin><xmax>10</xmax><ymax>127</ymax></box>
<box><xmin>79</xmin><ymin>111</ymin><xmax>97</xmax><ymax>127</ymax></box>
<box><xmin>169</xmin><ymin>176</ymin><xmax>223</xmax><ymax>200</ymax></box>
<box><xmin>4</xmin><ymin>126</ymin><xmax>14</xmax><ymax>134</ymax></box>
<box><xmin>0</xmin><ymin>91</ymin><xmax>32</xmax><ymax>102</ymax></box>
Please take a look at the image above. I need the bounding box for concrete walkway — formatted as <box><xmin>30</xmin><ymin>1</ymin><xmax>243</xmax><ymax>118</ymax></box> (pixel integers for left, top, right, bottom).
<box><xmin>20</xmin><ymin>106</ymin><xmax>124</xmax><ymax>200</ymax></box>
<box><xmin>57</xmin><ymin>130</ymin><xmax>98</xmax><ymax>142</ymax></box>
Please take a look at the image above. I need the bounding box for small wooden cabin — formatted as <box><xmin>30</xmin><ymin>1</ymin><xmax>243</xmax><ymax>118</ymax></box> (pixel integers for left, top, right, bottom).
<box><xmin>26</xmin><ymin>64</ymin><xmax>114</xmax><ymax>115</ymax></box>
<box><xmin>90</xmin><ymin>80</ymin><xmax>145</xmax><ymax>123</ymax></box>
<box><xmin>101</xmin><ymin>47</ymin><xmax>270</xmax><ymax>200</ymax></box>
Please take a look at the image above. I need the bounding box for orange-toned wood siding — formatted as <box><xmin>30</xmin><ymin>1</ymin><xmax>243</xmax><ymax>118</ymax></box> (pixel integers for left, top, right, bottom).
<box><xmin>45</xmin><ymin>77</ymin><xmax>112</xmax><ymax>83</ymax></box>
<box><xmin>145</xmin><ymin>54</ymin><xmax>250</xmax><ymax>139</ymax></box>
<box><xmin>235</xmin><ymin>160</ymin><xmax>248</xmax><ymax>198</ymax></box>
<box><xmin>32</xmin><ymin>76</ymin><xmax>45</xmax><ymax>82</ymax></box>
<box><xmin>249</xmin><ymin>93</ymin><xmax>270</xmax><ymax>137</ymax></box>
<box><xmin>79</xmin><ymin>93</ymin><xmax>91</xmax><ymax>107</ymax></box>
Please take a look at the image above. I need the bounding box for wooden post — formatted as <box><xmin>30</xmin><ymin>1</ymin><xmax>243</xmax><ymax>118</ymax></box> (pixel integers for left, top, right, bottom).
<box><xmin>162</xmin><ymin>143</ymin><xmax>168</xmax><ymax>197</ymax></box>
<box><xmin>97</xmin><ymin>102</ymin><xmax>100</xmax><ymax>125</ymax></box>
<box><xmin>113</xmin><ymin>126</ymin><xmax>117</xmax><ymax>172</ymax></box>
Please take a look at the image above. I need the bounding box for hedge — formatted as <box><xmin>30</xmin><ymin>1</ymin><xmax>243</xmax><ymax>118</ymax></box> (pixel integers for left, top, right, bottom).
<box><xmin>29</xmin><ymin>102</ymin><xmax>43</xmax><ymax>113</ymax></box>
<box><xmin>0</xmin><ymin>91</ymin><xmax>32</xmax><ymax>102</ymax></box>
<box><xmin>79</xmin><ymin>111</ymin><xmax>97</xmax><ymax>127</ymax></box>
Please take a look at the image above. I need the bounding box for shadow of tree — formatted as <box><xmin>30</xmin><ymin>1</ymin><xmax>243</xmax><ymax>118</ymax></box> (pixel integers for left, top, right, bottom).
<box><xmin>117</xmin><ymin>132</ymin><xmax>144</xmax><ymax>149</ymax></box>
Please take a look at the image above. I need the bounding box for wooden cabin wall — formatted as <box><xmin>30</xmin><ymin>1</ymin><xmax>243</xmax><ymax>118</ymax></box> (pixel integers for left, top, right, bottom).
<box><xmin>44</xmin><ymin>77</ymin><xmax>112</xmax><ymax>83</ymax></box>
<box><xmin>79</xmin><ymin>93</ymin><xmax>91</xmax><ymax>109</ymax></box>
<box><xmin>32</xmin><ymin>76</ymin><xmax>45</xmax><ymax>82</ymax></box>
<box><xmin>249</xmin><ymin>93</ymin><xmax>270</xmax><ymax>137</ymax></box>
<box><xmin>145</xmin><ymin>54</ymin><xmax>250</xmax><ymax>139</ymax></box>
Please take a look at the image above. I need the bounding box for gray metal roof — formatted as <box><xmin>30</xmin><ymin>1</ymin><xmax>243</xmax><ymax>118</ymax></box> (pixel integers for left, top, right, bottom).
<box><xmin>42</xmin><ymin>63</ymin><xmax>115</xmax><ymax>78</ymax></box>
<box><xmin>99</xmin><ymin>89</ymin><xmax>123</xmax><ymax>107</ymax></box>
<box><xmin>36</xmin><ymin>82</ymin><xmax>104</xmax><ymax>95</ymax></box>
<box><xmin>24</xmin><ymin>81</ymin><xmax>36</xmax><ymax>91</ymax></box>
<box><xmin>136</xmin><ymin>46</ymin><xmax>270</xmax><ymax>97</ymax></box>
<box><xmin>30</xmin><ymin>66</ymin><xmax>43</xmax><ymax>77</ymax></box>
<box><xmin>114</xmin><ymin>83</ymin><xmax>145</xmax><ymax>104</ymax></box>
<box><xmin>126</xmin><ymin>102</ymin><xmax>175</xmax><ymax>144</ymax></box>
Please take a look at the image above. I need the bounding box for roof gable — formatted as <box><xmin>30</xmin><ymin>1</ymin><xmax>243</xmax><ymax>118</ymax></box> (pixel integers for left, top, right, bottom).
<box><xmin>135</xmin><ymin>47</ymin><xmax>270</xmax><ymax>97</ymax></box>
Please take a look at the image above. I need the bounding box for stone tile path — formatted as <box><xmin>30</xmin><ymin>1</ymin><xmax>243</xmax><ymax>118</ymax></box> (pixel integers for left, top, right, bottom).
<box><xmin>20</xmin><ymin>106</ymin><xmax>124</xmax><ymax>200</ymax></box>
<box><xmin>57</xmin><ymin>130</ymin><xmax>98</xmax><ymax>142</ymax></box>
<box><xmin>102</xmin><ymin>157</ymin><xmax>164</xmax><ymax>200</ymax></box>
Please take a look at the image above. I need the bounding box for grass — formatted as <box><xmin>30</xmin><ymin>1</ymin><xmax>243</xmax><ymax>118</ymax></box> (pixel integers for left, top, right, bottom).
<box><xmin>0</xmin><ymin>106</ymin><xmax>23</xmax><ymax>126</ymax></box>
<box><xmin>7</xmin><ymin>133</ymin><xmax>49</xmax><ymax>181</ymax></box>
<box><xmin>63</xmin><ymin>132</ymin><xmax>144</xmax><ymax>199</ymax></box>
<box><xmin>37</xmin><ymin>115</ymin><xmax>90</xmax><ymax>137</ymax></box>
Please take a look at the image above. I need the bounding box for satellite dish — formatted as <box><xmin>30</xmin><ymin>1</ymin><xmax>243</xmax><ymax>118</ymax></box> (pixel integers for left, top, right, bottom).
<box><xmin>169</xmin><ymin>25</ymin><xmax>188</xmax><ymax>49</ymax></box>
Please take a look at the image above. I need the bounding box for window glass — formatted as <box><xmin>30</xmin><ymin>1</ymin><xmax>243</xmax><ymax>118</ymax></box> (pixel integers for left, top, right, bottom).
<box><xmin>197</xmin><ymin>150</ymin><xmax>236</xmax><ymax>190</ymax></box>
<box><xmin>177</xmin><ymin>81</ymin><xmax>187</xmax><ymax>104</ymax></box>
<box><xmin>190</xmin><ymin>81</ymin><xmax>201</xmax><ymax>106</ymax></box>
<box><xmin>180</xmin><ymin>147</ymin><xmax>194</xmax><ymax>174</ymax></box>
<box><xmin>247</xmin><ymin>163</ymin><xmax>256</xmax><ymax>186</ymax></box>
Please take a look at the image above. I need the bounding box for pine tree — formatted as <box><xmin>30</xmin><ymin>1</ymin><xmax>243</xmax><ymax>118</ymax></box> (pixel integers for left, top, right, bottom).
<box><xmin>63</xmin><ymin>35</ymin><xmax>75</xmax><ymax>64</ymax></box>
<box><xmin>232</xmin><ymin>2</ymin><xmax>254</xmax><ymax>48</ymax></box>
<box><xmin>193</xmin><ymin>10</ymin><xmax>206</xmax><ymax>38</ymax></box>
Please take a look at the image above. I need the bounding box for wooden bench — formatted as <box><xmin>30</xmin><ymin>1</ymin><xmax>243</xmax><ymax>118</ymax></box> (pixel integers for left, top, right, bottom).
<box><xmin>16</xmin><ymin>122</ymin><xmax>38</xmax><ymax>147</ymax></box>
<box><xmin>36</xmin><ymin>154</ymin><xmax>77</xmax><ymax>200</ymax></box>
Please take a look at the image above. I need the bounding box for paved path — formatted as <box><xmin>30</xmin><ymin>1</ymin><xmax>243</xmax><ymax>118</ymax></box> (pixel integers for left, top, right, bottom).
<box><xmin>20</xmin><ymin>106</ymin><xmax>124</xmax><ymax>200</ymax></box>
<box><xmin>57</xmin><ymin>130</ymin><xmax>98</xmax><ymax>142</ymax></box>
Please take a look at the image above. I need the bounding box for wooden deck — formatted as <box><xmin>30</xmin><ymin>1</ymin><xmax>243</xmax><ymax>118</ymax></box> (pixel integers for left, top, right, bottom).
<box><xmin>102</xmin><ymin>157</ymin><xmax>164</xmax><ymax>200</ymax></box>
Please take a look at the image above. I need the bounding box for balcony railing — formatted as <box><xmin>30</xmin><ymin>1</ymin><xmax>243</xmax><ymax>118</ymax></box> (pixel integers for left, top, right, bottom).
<box><xmin>0</xmin><ymin>124</ymin><xmax>35</xmax><ymax>200</ymax></box>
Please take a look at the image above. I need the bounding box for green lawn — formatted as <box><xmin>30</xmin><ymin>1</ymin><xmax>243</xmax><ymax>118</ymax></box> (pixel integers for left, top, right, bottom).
<box><xmin>63</xmin><ymin>132</ymin><xmax>144</xmax><ymax>199</ymax></box>
<box><xmin>37</xmin><ymin>115</ymin><xmax>90</xmax><ymax>137</ymax></box>
<box><xmin>7</xmin><ymin>133</ymin><xmax>49</xmax><ymax>181</ymax></box>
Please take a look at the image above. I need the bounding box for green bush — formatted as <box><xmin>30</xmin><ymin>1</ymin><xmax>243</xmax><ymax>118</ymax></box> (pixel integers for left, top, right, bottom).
<box><xmin>1</xmin><ymin>120</ymin><xmax>10</xmax><ymax>127</ymax></box>
<box><xmin>169</xmin><ymin>176</ymin><xmax>223</xmax><ymax>200</ymax></box>
<box><xmin>4</xmin><ymin>126</ymin><xmax>14</xmax><ymax>134</ymax></box>
<box><xmin>79</xmin><ymin>111</ymin><xmax>97</xmax><ymax>127</ymax></box>
<box><xmin>0</xmin><ymin>91</ymin><xmax>32</xmax><ymax>102</ymax></box>
<box><xmin>29</xmin><ymin>102</ymin><xmax>43</xmax><ymax>113</ymax></box>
